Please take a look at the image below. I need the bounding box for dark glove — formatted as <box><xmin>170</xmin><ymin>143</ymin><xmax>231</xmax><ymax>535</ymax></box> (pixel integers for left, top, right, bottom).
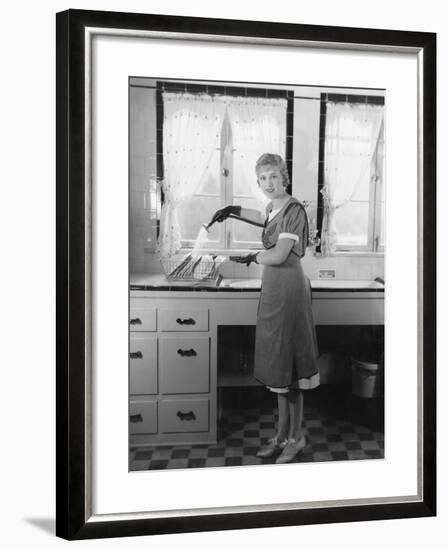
<box><xmin>210</xmin><ymin>205</ymin><xmax>241</xmax><ymax>224</ymax></box>
<box><xmin>229</xmin><ymin>253</ymin><xmax>259</xmax><ymax>266</ymax></box>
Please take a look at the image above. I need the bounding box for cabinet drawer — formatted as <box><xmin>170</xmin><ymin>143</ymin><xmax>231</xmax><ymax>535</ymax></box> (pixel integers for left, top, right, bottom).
<box><xmin>129</xmin><ymin>399</ymin><xmax>158</xmax><ymax>434</ymax></box>
<box><xmin>158</xmin><ymin>307</ymin><xmax>209</xmax><ymax>331</ymax></box>
<box><xmin>129</xmin><ymin>299</ymin><xmax>156</xmax><ymax>331</ymax></box>
<box><xmin>159</xmin><ymin>335</ymin><xmax>209</xmax><ymax>394</ymax></box>
<box><xmin>159</xmin><ymin>398</ymin><xmax>209</xmax><ymax>433</ymax></box>
<box><xmin>129</xmin><ymin>335</ymin><xmax>158</xmax><ymax>394</ymax></box>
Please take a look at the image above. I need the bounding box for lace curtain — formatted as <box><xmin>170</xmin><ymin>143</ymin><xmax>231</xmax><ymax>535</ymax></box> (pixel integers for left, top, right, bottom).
<box><xmin>157</xmin><ymin>93</ymin><xmax>287</xmax><ymax>256</ymax></box>
<box><xmin>227</xmin><ymin>97</ymin><xmax>287</xmax><ymax>205</ymax></box>
<box><xmin>320</xmin><ymin>102</ymin><xmax>384</xmax><ymax>255</ymax></box>
<box><xmin>157</xmin><ymin>92</ymin><xmax>227</xmax><ymax>257</ymax></box>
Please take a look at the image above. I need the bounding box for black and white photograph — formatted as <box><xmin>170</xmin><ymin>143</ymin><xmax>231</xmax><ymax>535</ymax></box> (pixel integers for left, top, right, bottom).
<box><xmin>129</xmin><ymin>77</ymin><xmax>385</xmax><ymax>471</ymax></box>
<box><xmin>2</xmin><ymin>0</ymin><xmax>446</xmax><ymax>546</ymax></box>
<box><xmin>49</xmin><ymin>4</ymin><xmax>438</xmax><ymax>542</ymax></box>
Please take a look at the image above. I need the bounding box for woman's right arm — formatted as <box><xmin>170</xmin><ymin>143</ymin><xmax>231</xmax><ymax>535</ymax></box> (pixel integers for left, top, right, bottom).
<box><xmin>209</xmin><ymin>205</ymin><xmax>266</xmax><ymax>226</ymax></box>
<box><xmin>239</xmin><ymin>207</ymin><xmax>266</xmax><ymax>225</ymax></box>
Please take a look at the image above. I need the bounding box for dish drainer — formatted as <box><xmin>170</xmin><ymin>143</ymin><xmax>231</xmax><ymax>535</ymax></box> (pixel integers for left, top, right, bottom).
<box><xmin>161</xmin><ymin>254</ymin><xmax>225</xmax><ymax>282</ymax></box>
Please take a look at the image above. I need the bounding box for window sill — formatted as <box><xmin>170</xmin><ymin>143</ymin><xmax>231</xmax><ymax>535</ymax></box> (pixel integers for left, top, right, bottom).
<box><xmin>181</xmin><ymin>247</ymin><xmax>263</xmax><ymax>256</ymax></box>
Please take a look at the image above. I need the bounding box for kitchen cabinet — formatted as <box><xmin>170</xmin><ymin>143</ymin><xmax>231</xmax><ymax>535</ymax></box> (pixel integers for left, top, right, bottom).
<box><xmin>159</xmin><ymin>398</ymin><xmax>210</xmax><ymax>434</ymax></box>
<box><xmin>129</xmin><ymin>283</ymin><xmax>384</xmax><ymax>448</ymax></box>
<box><xmin>129</xmin><ymin>334</ymin><xmax>157</xmax><ymax>394</ymax></box>
<box><xmin>311</xmin><ymin>292</ymin><xmax>384</xmax><ymax>325</ymax></box>
<box><xmin>158</xmin><ymin>307</ymin><xmax>209</xmax><ymax>331</ymax></box>
<box><xmin>159</xmin><ymin>334</ymin><xmax>210</xmax><ymax>394</ymax></box>
<box><xmin>129</xmin><ymin>398</ymin><xmax>158</xmax><ymax>434</ymax></box>
<box><xmin>129</xmin><ymin>303</ymin><xmax>156</xmax><ymax>331</ymax></box>
<box><xmin>129</xmin><ymin>297</ymin><xmax>215</xmax><ymax>447</ymax></box>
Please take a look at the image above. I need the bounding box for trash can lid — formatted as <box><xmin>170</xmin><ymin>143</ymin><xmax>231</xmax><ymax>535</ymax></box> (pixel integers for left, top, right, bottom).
<box><xmin>351</xmin><ymin>358</ymin><xmax>381</xmax><ymax>371</ymax></box>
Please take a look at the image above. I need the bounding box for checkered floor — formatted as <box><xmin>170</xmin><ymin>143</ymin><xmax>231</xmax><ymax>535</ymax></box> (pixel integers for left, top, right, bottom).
<box><xmin>130</xmin><ymin>387</ymin><xmax>384</xmax><ymax>471</ymax></box>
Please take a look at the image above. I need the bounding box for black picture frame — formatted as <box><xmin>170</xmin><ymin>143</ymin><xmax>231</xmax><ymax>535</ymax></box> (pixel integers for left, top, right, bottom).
<box><xmin>56</xmin><ymin>9</ymin><xmax>436</xmax><ymax>540</ymax></box>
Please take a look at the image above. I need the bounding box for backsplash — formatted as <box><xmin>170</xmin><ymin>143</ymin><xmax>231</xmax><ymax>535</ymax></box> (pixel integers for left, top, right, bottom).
<box><xmin>133</xmin><ymin>248</ymin><xmax>383</xmax><ymax>282</ymax></box>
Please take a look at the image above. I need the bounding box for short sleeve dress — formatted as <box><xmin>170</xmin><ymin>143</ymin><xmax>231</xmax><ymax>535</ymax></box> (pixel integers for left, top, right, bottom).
<box><xmin>253</xmin><ymin>196</ymin><xmax>320</xmax><ymax>392</ymax></box>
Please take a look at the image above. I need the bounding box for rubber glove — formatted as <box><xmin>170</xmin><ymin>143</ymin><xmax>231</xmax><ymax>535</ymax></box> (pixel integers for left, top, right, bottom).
<box><xmin>209</xmin><ymin>205</ymin><xmax>242</xmax><ymax>224</ymax></box>
<box><xmin>229</xmin><ymin>252</ymin><xmax>260</xmax><ymax>266</ymax></box>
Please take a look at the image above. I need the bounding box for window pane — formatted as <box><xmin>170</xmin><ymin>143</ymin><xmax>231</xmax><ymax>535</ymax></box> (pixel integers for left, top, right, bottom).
<box><xmin>326</xmin><ymin>148</ymin><xmax>371</xmax><ymax>202</ymax></box>
<box><xmin>178</xmin><ymin>196</ymin><xmax>222</xmax><ymax>243</ymax></box>
<box><xmin>194</xmin><ymin>147</ymin><xmax>221</xmax><ymax>195</ymax></box>
<box><xmin>350</xmin><ymin>165</ymin><xmax>372</xmax><ymax>201</ymax></box>
<box><xmin>233</xmin><ymin>161</ymin><xmax>256</xmax><ymax>196</ymax></box>
<box><xmin>334</xmin><ymin>201</ymin><xmax>369</xmax><ymax>248</ymax></box>
<box><xmin>379</xmin><ymin>199</ymin><xmax>385</xmax><ymax>248</ymax></box>
<box><xmin>229</xmin><ymin>197</ymin><xmax>266</xmax><ymax>246</ymax></box>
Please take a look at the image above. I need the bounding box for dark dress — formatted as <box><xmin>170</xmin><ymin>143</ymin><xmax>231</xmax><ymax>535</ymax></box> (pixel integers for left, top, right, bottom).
<box><xmin>253</xmin><ymin>197</ymin><xmax>320</xmax><ymax>391</ymax></box>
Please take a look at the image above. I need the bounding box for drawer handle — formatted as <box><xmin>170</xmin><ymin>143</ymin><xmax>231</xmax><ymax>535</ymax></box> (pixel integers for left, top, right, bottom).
<box><xmin>177</xmin><ymin>410</ymin><xmax>196</xmax><ymax>421</ymax></box>
<box><xmin>130</xmin><ymin>351</ymin><xmax>143</xmax><ymax>359</ymax></box>
<box><xmin>130</xmin><ymin>318</ymin><xmax>142</xmax><ymax>325</ymax></box>
<box><xmin>130</xmin><ymin>414</ymin><xmax>143</xmax><ymax>423</ymax></box>
<box><xmin>177</xmin><ymin>348</ymin><xmax>197</xmax><ymax>357</ymax></box>
<box><xmin>176</xmin><ymin>317</ymin><xmax>196</xmax><ymax>325</ymax></box>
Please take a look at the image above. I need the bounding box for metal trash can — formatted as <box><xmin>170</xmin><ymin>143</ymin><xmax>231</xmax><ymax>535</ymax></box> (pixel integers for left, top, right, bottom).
<box><xmin>351</xmin><ymin>359</ymin><xmax>382</xmax><ymax>398</ymax></box>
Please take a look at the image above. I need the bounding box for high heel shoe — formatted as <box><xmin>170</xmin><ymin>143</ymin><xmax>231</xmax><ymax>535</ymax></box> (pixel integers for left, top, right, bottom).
<box><xmin>256</xmin><ymin>437</ymin><xmax>287</xmax><ymax>458</ymax></box>
<box><xmin>275</xmin><ymin>436</ymin><xmax>306</xmax><ymax>464</ymax></box>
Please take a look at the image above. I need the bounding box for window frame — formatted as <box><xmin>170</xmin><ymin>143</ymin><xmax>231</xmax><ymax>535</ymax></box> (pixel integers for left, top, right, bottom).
<box><xmin>155</xmin><ymin>79</ymin><xmax>294</xmax><ymax>253</ymax></box>
<box><xmin>316</xmin><ymin>93</ymin><xmax>385</xmax><ymax>256</ymax></box>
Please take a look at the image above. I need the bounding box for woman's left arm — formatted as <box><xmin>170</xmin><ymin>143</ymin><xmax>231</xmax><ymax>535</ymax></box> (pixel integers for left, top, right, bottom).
<box><xmin>256</xmin><ymin>238</ymin><xmax>295</xmax><ymax>266</ymax></box>
<box><xmin>257</xmin><ymin>203</ymin><xmax>307</xmax><ymax>265</ymax></box>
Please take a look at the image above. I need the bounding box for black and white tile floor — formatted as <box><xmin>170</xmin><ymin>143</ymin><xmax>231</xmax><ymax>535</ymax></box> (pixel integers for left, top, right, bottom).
<box><xmin>130</xmin><ymin>388</ymin><xmax>384</xmax><ymax>471</ymax></box>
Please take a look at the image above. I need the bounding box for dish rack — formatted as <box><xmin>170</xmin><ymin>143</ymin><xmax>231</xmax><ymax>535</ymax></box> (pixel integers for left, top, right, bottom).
<box><xmin>161</xmin><ymin>254</ymin><xmax>225</xmax><ymax>282</ymax></box>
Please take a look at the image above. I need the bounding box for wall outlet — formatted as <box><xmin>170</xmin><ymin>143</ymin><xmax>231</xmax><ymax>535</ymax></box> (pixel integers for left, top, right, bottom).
<box><xmin>319</xmin><ymin>269</ymin><xmax>336</xmax><ymax>279</ymax></box>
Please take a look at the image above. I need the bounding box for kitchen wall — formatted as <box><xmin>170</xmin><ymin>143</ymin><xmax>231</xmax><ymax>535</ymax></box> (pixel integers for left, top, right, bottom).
<box><xmin>129</xmin><ymin>82</ymin><xmax>158</xmax><ymax>273</ymax></box>
<box><xmin>129</xmin><ymin>78</ymin><xmax>384</xmax><ymax>281</ymax></box>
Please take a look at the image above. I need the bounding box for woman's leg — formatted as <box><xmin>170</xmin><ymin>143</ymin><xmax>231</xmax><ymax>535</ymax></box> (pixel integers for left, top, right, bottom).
<box><xmin>276</xmin><ymin>393</ymin><xmax>289</xmax><ymax>440</ymax></box>
<box><xmin>275</xmin><ymin>390</ymin><xmax>306</xmax><ymax>463</ymax></box>
<box><xmin>287</xmin><ymin>389</ymin><xmax>304</xmax><ymax>440</ymax></box>
<box><xmin>256</xmin><ymin>392</ymin><xmax>289</xmax><ymax>457</ymax></box>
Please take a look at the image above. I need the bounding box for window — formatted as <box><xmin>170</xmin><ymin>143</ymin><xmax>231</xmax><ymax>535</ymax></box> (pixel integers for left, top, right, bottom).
<box><xmin>317</xmin><ymin>94</ymin><xmax>385</xmax><ymax>255</ymax></box>
<box><xmin>156</xmin><ymin>81</ymin><xmax>293</xmax><ymax>257</ymax></box>
<box><xmin>178</xmin><ymin>110</ymin><xmax>271</xmax><ymax>251</ymax></box>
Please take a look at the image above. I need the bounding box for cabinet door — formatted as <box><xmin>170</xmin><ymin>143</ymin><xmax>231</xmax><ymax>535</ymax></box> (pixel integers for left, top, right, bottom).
<box><xmin>312</xmin><ymin>297</ymin><xmax>384</xmax><ymax>325</ymax></box>
<box><xmin>129</xmin><ymin>399</ymin><xmax>158</xmax><ymax>434</ymax></box>
<box><xmin>159</xmin><ymin>398</ymin><xmax>209</xmax><ymax>433</ymax></box>
<box><xmin>158</xmin><ymin>307</ymin><xmax>209</xmax><ymax>331</ymax></box>
<box><xmin>129</xmin><ymin>335</ymin><xmax>158</xmax><ymax>394</ymax></box>
<box><xmin>159</xmin><ymin>335</ymin><xmax>210</xmax><ymax>394</ymax></box>
<box><xmin>130</xmin><ymin>299</ymin><xmax>157</xmax><ymax>331</ymax></box>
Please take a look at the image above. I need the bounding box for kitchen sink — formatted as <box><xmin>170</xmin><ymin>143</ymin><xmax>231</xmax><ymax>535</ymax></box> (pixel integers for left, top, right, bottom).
<box><xmin>226</xmin><ymin>278</ymin><xmax>262</xmax><ymax>289</ymax></box>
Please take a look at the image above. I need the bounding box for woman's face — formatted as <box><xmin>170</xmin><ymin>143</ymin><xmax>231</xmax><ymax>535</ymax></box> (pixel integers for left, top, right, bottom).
<box><xmin>257</xmin><ymin>165</ymin><xmax>287</xmax><ymax>200</ymax></box>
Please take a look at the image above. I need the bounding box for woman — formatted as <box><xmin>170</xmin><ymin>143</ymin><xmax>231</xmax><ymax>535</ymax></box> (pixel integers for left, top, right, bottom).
<box><xmin>210</xmin><ymin>153</ymin><xmax>319</xmax><ymax>464</ymax></box>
